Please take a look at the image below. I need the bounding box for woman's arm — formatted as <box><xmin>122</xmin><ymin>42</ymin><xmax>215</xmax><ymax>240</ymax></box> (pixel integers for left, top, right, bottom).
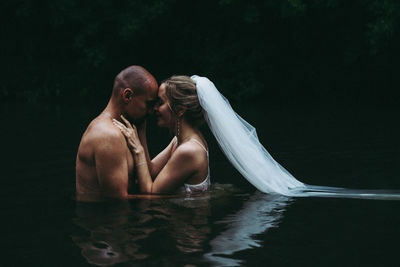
<box><xmin>132</xmin><ymin>144</ymin><xmax>199</xmax><ymax>193</ymax></box>
<box><xmin>137</xmin><ymin>120</ymin><xmax>177</xmax><ymax>178</ymax></box>
<box><xmin>136</xmin><ymin>121</ymin><xmax>153</xmax><ymax>174</ymax></box>
<box><xmin>114</xmin><ymin>116</ymin><xmax>199</xmax><ymax>194</ymax></box>
<box><xmin>149</xmin><ymin>136</ymin><xmax>177</xmax><ymax>177</ymax></box>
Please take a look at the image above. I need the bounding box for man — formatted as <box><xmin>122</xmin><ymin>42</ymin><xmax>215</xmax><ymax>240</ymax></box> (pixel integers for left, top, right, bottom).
<box><xmin>76</xmin><ymin>66</ymin><xmax>158</xmax><ymax>201</ymax></box>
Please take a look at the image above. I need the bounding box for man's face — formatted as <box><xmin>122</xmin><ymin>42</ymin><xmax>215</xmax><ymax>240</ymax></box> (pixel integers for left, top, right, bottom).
<box><xmin>127</xmin><ymin>81</ymin><xmax>158</xmax><ymax>123</ymax></box>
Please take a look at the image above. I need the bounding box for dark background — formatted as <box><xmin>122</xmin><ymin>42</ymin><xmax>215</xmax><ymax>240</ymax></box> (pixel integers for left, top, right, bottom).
<box><xmin>2</xmin><ymin>0</ymin><xmax>399</xmax><ymax>194</ymax></box>
<box><xmin>1</xmin><ymin>0</ymin><xmax>400</xmax><ymax>109</ymax></box>
<box><xmin>1</xmin><ymin>1</ymin><xmax>400</xmax><ymax>266</ymax></box>
<box><xmin>2</xmin><ymin>0</ymin><xmax>400</xmax><ymax>196</ymax></box>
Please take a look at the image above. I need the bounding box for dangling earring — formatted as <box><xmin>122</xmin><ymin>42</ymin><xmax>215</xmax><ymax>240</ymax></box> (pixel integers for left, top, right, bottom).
<box><xmin>168</xmin><ymin>102</ymin><xmax>181</xmax><ymax>140</ymax></box>
<box><xmin>176</xmin><ymin>117</ymin><xmax>181</xmax><ymax>139</ymax></box>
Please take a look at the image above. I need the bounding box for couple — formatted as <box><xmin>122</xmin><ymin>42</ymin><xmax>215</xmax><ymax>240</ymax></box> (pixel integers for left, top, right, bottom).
<box><xmin>76</xmin><ymin>65</ymin><xmax>313</xmax><ymax>202</ymax></box>
<box><xmin>75</xmin><ymin>65</ymin><xmax>323</xmax><ymax>202</ymax></box>
<box><xmin>76</xmin><ymin>66</ymin><xmax>212</xmax><ymax>201</ymax></box>
<box><xmin>76</xmin><ymin>65</ymin><xmax>396</xmax><ymax>201</ymax></box>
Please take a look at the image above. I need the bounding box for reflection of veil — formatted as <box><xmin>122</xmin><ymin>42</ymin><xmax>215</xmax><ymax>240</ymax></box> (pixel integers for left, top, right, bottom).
<box><xmin>192</xmin><ymin>75</ymin><xmax>400</xmax><ymax>200</ymax></box>
<box><xmin>204</xmin><ymin>192</ymin><xmax>290</xmax><ymax>266</ymax></box>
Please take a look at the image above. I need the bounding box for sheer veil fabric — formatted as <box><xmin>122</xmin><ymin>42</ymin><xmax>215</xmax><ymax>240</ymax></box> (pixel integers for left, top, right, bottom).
<box><xmin>191</xmin><ymin>75</ymin><xmax>400</xmax><ymax>200</ymax></box>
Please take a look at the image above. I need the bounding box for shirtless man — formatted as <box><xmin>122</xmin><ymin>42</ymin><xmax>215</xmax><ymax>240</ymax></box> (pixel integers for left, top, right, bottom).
<box><xmin>76</xmin><ymin>66</ymin><xmax>158</xmax><ymax>201</ymax></box>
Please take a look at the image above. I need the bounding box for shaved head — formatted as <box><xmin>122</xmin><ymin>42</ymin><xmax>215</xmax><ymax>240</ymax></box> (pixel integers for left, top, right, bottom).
<box><xmin>112</xmin><ymin>65</ymin><xmax>157</xmax><ymax>97</ymax></box>
<box><xmin>109</xmin><ymin>65</ymin><xmax>158</xmax><ymax>123</ymax></box>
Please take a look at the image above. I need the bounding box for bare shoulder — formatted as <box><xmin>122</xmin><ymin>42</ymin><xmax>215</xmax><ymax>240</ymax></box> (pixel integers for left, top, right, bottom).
<box><xmin>172</xmin><ymin>141</ymin><xmax>204</xmax><ymax>164</ymax></box>
<box><xmin>81</xmin><ymin>116</ymin><xmax>125</xmax><ymax>152</ymax></box>
<box><xmin>93</xmin><ymin>118</ymin><xmax>125</xmax><ymax>148</ymax></box>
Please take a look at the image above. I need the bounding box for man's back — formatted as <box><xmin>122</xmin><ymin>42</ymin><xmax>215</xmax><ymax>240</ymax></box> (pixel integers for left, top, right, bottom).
<box><xmin>76</xmin><ymin>114</ymin><xmax>134</xmax><ymax>201</ymax></box>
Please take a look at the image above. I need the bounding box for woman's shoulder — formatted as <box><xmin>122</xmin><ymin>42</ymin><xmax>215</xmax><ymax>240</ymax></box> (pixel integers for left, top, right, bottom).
<box><xmin>173</xmin><ymin>140</ymin><xmax>206</xmax><ymax>164</ymax></box>
<box><xmin>175</xmin><ymin>141</ymin><xmax>199</xmax><ymax>155</ymax></box>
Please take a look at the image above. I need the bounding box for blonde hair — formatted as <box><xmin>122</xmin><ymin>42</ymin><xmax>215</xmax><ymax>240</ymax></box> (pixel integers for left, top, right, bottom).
<box><xmin>162</xmin><ymin>75</ymin><xmax>204</xmax><ymax>127</ymax></box>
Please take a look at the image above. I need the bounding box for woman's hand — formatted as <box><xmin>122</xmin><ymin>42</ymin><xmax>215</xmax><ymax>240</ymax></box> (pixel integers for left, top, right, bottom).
<box><xmin>113</xmin><ymin>115</ymin><xmax>144</xmax><ymax>154</ymax></box>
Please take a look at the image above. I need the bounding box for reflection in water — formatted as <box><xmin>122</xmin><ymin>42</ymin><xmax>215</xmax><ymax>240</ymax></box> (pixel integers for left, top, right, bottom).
<box><xmin>71</xmin><ymin>187</ymin><xmax>291</xmax><ymax>266</ymax></box>
<box><xmin>72</xmin><ymin>194</ymin><xmax>212</xmax><ymax>266</ymax></box>
<box><xmin>204</xmin><ymin>192</ymin><xmax>291</xmax><ymax>266</ymax></box>
<box><xmin>72</xmin><ymin>200</ymin><xmax>156</xmax><ymax>266</ymax></box>
<box><xmin>168</xmin><ymin>193</ymin><xmax>212</xmax><ymax>254</ymax></box>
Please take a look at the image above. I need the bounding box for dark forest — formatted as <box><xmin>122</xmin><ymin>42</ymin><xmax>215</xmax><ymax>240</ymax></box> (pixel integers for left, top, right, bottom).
<box><xmin>2</xmin><ymin>0</ymin><xmax>399</xmax><ymax>109</ymax></box>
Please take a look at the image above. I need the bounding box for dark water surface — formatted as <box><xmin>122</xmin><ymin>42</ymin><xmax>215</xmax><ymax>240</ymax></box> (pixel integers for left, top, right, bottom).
<box><xmin>2</xmin><ymin>103</ymin><xmax>399</xmax><ymax>266</ymax></box>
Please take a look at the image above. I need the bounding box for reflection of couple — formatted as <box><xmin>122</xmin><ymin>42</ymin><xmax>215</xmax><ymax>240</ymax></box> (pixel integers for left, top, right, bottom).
<box><xmin>72</xmin><ymin>197</ymin><xmax>212</xmax><ymax>266</ymax></box>
<box><xmin>72</xmin><ymin>190</ymin><xmax>290</xmax><ymax>266</ymax></box>
<box><xmin>76</xmin><ymin>66</ymin><xmax>211</xmax><ymax>201</ymax></box>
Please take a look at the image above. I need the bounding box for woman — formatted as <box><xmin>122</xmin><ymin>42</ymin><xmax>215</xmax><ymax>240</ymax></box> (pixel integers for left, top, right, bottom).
<box><xmin>113</xmin><ymin>76</ymin><xmax>210</xmax><ymax>194</ymax></box>
<box><xmin>115</xmin><ymin>75</ymin><xmax>400</xmax><ymax>199</ymax></box>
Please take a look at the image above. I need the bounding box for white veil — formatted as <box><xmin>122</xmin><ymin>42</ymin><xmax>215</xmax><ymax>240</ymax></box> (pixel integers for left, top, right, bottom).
<box><xmin>192</xmin><ymin>75</ymin><xmax>400</xmax><ymax>200</ymax></box>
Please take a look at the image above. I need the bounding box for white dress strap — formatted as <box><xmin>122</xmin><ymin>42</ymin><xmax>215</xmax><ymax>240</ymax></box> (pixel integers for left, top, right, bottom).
<box><xmin>190</xmin><ymin>138</ymin><xmax>208</xmax><ymax>153</ymax></box>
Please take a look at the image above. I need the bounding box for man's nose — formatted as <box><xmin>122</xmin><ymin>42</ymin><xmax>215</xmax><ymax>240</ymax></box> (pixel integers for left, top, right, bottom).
<box><xmin>148</xmin><ymin>105</ymin><xmax>157</xmax><ymax>115</ymax></box>
<box><xmin>153</xmin><ymin>104</ymin><xmax>159</xmax><ymax>113</ymax></box>
<box><xmin>147</xmin><ymin>108</ymin><xmax>154</xmax><ymax>115</ymax></box>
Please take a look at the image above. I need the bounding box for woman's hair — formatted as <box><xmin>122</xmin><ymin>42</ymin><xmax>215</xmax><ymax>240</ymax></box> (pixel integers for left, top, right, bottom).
<box><xmin>162</xmin><ymin>75</ymin><xmax>205</xmax><ymax>127</ymax></box>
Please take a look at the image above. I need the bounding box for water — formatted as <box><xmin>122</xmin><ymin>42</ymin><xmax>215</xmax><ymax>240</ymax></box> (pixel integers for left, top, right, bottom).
<box><xmin>69</xmin><ymin>188</ymin><xmax>289</xmax><ymax>266</ymax></box>
<box><xmin>2</xmin><ymin>103</ymin><xmax>400</xmax><ymax>266</ymax></box>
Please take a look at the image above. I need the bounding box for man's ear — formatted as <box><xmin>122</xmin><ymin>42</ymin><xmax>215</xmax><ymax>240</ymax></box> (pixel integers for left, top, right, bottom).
<box><xmin>122</xmin><ymin>88</ymin><xmax>134</xmax><ymax>103</ymax></box>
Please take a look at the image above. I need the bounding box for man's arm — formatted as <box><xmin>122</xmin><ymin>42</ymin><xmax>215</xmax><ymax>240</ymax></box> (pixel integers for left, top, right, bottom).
<box><xmin>94</xmin><ymin>130</ymin><xmax>129</xmax><ymax>198</ymax></box>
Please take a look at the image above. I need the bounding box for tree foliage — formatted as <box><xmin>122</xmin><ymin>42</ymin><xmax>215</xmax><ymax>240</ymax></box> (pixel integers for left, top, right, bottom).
<box><xmin>1</xmin><ymin>0</ymin><xmax>399</xmax><ymax>106</ymax></box>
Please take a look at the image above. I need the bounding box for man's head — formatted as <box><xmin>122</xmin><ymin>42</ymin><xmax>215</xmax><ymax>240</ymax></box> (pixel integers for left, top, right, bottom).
<box><xmin>112</xmin><ymin>66</ymin><xmax>158</xmax><ymax>123</ymax></box>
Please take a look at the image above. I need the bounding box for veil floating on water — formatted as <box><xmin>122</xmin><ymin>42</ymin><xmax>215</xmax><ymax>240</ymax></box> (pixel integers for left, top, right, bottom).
<box><xmin>192</xmin><ymin>75</ymin><xmax>400</xmax><ymax>200</ymax></box>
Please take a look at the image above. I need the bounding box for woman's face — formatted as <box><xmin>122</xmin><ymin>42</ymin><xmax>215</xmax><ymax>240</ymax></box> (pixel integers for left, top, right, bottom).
<box><xmin>155</xmin><ymin>83</ymin><xmax>174</xmax><ymax>128</ymax></box>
